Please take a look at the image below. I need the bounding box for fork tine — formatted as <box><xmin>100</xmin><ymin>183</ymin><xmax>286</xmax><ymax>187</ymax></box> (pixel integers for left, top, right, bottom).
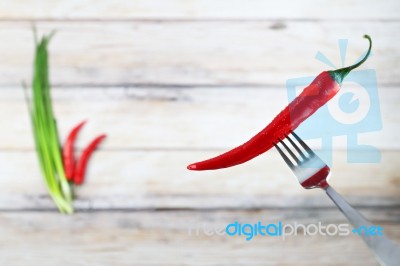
<box><xmin>274</xmin><ymin>143</ymin><xmax>295</xmax><ymax>170</ymax></box>
<box><xmin>278</xmin><ymin>138</ymin><xmax>301</xmax><ymax>164</ymax></box>
<box><xmin>285</xmin><ymin>135</ymin><xmax>308</xmax><ymax>161</ymax></box>
<box><xmin>291</xmin><ymin>131</ymin><xmax>315</xmax><ymax>156</ymax></box>
<box><xmin>276</xmin><ymin>133</ymin><xmax>330</xmax><ymax>190</ymax></box>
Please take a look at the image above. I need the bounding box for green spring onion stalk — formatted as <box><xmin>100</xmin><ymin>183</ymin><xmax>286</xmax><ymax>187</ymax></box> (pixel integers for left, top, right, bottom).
<box><xmin>24</xmin><ymin>32</ymin><xmax>73</xmax><ymax>214</ymax></box>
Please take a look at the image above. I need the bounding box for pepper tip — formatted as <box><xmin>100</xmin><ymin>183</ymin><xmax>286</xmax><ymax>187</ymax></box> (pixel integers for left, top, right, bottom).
<box><xmin>187</xmin><ymin>164</ymin><xmax>197</xmax><ymax>170</ymax></box>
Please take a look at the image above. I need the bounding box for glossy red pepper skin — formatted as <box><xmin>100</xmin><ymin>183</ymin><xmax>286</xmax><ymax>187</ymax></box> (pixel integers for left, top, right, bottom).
<box><xmin>188</xmin><ymin>35</ymin><xmax>371</xmax><ymax>171</ymax></box>
<box><xmin>188</xmin><ymin>72</ymin><xmax>339</xmax><ymax>170</ymax></box>
<box><xmin>74</xmin><ymin>134</ymin><xmax>106</xmax><ymax>185</ymax></box>
<box><xmin>62</xmin><ymin>120</ymin><xmax>86</xmax><ymax>181</ymax></box>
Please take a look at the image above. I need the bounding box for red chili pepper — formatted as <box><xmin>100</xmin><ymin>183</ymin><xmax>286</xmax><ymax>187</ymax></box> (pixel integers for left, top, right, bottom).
<box><xmin>74</xmin><ymin>134</ymin><xmax>107</xmax><ymax>185</ymax></box>
<box><xmin>188</xmin><ymin>35</ymin><xmax>372</xmax><ymax>171</ymax></box>
<box><xmin>62</xmin><ymin>120</ymin><xmax>86</xmax><ymax>181</ymax></box>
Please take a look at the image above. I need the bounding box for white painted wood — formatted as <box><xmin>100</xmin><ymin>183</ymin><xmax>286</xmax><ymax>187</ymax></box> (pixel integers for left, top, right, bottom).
<box><xmin>0</xmin><ymin>211</ymin><xmax>398</xmax><ymax>265</ymax></box>
<box><xmin>1</xmin><ymin>86</ymin><xmax>398</xmax><ymax>150</ymax></box>
<box><xmin>0</xmin><ymin>22</ymin><xmax>398</xmax><ymax>86</ymax></box>
<box><xmin>0</xmin><ymin>0</ymin><xmax>398</xmax><ymax>20</ymax></box>
<box><xmin>0</xmin><ymin>150</ymin><xmax>398</xmax><ymax>210</ymax></box>
<box><xmin>0</xmin><ymin>2</ymin><xmax>398</xmax><ymax>264</ymax></box>
<box><xmin>0</xmin><ymin>87</ymin><xmax>400</xmax><ymax>150</ymax></box>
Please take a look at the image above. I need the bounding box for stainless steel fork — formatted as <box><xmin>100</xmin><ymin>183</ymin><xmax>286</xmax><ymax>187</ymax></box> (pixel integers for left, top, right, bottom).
<box><xmin>275</xmin><ymin>131</ymin><xmax>400</xmax><ymax>266</ymax></box>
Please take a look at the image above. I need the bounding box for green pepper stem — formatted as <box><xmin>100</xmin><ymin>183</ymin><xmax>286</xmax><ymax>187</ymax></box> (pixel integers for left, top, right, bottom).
<box><xmin>328</xmin><ymin>34</ymin><xmax>372</xmax><ymax>84</ymax></box>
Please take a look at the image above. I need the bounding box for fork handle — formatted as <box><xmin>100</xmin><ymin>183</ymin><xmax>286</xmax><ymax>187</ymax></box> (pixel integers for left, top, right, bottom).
<box><xmin>325</xmin><ymin>185</ymin><xmax>400</xmax><ymax>266</ymax></box>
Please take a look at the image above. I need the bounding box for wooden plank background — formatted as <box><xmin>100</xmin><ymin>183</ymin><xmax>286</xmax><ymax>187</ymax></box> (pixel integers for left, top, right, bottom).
<box><xmin>0</xmin><ymin>1</ymin><xmax>399</xmax><ymax>265</ymax></box>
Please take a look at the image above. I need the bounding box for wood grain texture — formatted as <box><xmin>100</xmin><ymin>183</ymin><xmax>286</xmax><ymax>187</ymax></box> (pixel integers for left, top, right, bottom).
<box><xmin>0</xmin><ymin>1</ymin><xmax>399</xmax><ymax>265</ymax></box>
<box><xmin>0</xmin><ymin>21</ymin><xmax>398</xmax><ymax>86</ymax></box>
<box><xmin>0</xmin><ymin>211</ymin><xmax>398</xmax><ymax>266</ymax></box>
<box><xmin>0</xmin><ymin>150</ymin><xmax>398</xmax><ymax>210</ymax></box>
<box><xmin>1</xmin><ymin>86</ymin><xmax>398</xmax><ymax>150</ymax></box>
<box><xmin>0</xmin><ymin>0</ymin><xmax>399</xmax><ymax>20</ymax></box>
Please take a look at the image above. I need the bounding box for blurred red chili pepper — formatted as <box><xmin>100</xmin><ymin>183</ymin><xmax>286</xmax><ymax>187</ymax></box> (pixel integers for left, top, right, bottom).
<box><xmin>74</xmin><ymin>134</ymin><xmax>107</xmax><ymax>185</ymax></box>
<box><xmin>188</xmin><ymin>35</ymin><xmax>372</xmax><ymax>171</ymax></box>
<box><xmin>62</xmin><ymin>120</ymin><xmax>86</xmax><ymax>181</ymax></box>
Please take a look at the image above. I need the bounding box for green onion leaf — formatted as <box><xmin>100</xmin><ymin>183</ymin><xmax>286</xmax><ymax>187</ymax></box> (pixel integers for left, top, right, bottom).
<box><xmin>25</xmin><ymin>31</ymin><xmax>73</xmax><ymax>214</ymax></box>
